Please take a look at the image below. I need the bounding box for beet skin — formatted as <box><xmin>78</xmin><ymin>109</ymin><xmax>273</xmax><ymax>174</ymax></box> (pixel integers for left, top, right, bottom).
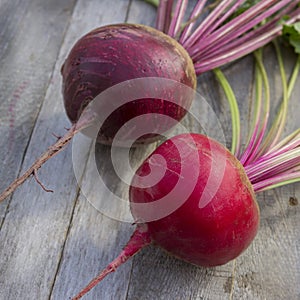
<box><xmin>61</xmin><ymin>24</ymin><xmax>196</xmax><ymax>144</ymax></box>
<box><xmin>130</xmin><ymin>133</ymin><xmax>260</xmax><ymax>267</ymax></box>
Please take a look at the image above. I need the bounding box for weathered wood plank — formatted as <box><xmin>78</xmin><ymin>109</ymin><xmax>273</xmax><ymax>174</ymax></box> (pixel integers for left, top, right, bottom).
<box><xmin>228</xmin><ymin>186</ymin><xmax>300</xmax><ymax>300</ymax></box>
<box><xmin>0</xmin><ymin>1</ymin><xmax>299</xmax><ymax>300</ymax></box>
<box><xmin>50</xmin><ymin>143</ymin><xmax>155</xmax><ymax>299</ymax></box>
<box><xmin>127</xmin><ymin>0</ymin><xmax>157</xmax><ymax>26</ymax></box>
<box><xmin>0</xmin><ymin>0</ymin><xmax>77</xmax><ymax>221</ymax></box>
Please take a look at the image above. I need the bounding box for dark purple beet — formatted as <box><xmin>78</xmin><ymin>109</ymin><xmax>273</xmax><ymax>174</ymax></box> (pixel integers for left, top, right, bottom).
<box><xmin>61</xmin><ymin>23</ymin><xmax>196</xmax><ymax>144</ymax></box>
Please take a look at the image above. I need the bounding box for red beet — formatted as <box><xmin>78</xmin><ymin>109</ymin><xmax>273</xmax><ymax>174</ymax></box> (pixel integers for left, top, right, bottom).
<box><xmin>130</xmin><ymin>133</ymin><xmax>259</xmax><ymax>266</ymax></box>
<box><xmin>72</xmin><ymin>133</ymin><xmax>260</xmax><ymax>299</ymax></box>
<box><xmin>61</xmin><ymin>24</ymin><xmax>196</xmax><ymax>144</ymax></box>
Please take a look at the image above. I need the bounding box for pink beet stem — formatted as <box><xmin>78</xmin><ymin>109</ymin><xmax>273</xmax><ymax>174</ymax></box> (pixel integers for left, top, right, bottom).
<box><xmin>72</xmin><ymin>225</ymin><xmax>152</xmax><ymax>300</ymax></box>
<box><xmin>167</xmin><ymin>0</ymin><xmax>188</xmax><ymax>38</ymax></box>
<box><xmin>156</xmin><ymin>0</ymin><xmax>174</xmax><ymax>33</ymax></box>
<box><xmin>179</xmin><ymin>0</ymin><xmax>208</xmax><ymax>44</ymax></box>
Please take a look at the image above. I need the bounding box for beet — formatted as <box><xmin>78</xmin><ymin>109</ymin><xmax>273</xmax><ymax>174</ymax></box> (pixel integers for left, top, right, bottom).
<box><xmin>130</xmin><ymin>133</ymin><xmax>259</xmax><ymax>267</ymax></box>
<box><xmin>61</xmin><ymin>24</ymin><xmax>196</xmax><ymax>144</ymax></box>
<box><xmin>72</xmin><ymin>133</ymin><xmax>260</xmax><ymax>299</ymax></box>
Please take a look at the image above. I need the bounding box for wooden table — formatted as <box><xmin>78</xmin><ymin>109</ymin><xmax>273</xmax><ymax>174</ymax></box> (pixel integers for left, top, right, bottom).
<box><xmin>0</xmin><ymin>1</ymin><xmax>299</xmax><ymax>299</ymax></box>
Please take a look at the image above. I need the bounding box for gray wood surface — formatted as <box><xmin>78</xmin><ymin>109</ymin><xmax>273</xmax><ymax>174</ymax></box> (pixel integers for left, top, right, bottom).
<box><xmin>0</xmin><ymin>1</ymin><xmax>299</xmax><ymax>300</ymax></box>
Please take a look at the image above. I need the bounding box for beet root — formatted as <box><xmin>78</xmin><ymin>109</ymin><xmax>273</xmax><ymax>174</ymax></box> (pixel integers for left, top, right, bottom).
<box><xmin>130</xmin><ymin>133</ymin><xmax>259</xmax><ymax>266</ymax></box>
<box><xmin>61</xmin><ymin>23</ymin><xmax>197</xmax><ymax>145</ymax></box>
<box><xmin>72</xmin><ymin>133</ymin><xmax>260</xmax><ymax>299</ymax></box>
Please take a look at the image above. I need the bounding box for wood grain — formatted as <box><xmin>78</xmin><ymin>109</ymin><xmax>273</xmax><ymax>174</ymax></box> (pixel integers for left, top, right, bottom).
<box><xmin>0</xmin><ymin>1</ymin><xmax>299</xmax><ymax>300</ymax></box>
<box><xmin>0</xmin><ymin>0</ymin><xmax>77</xmax><ymax>221</ymax></box>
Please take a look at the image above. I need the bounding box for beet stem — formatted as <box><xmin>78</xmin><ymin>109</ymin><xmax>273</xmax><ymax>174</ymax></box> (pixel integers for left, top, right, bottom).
<box><xmin>156</xmin><ymin>0</ymin><xmax>174</xmax><ymax>33</ymax></box>
<box><xmin>0</xmin><ymin>107</ymin><xmax>96</xmax><ymax>203</ymax></box>
<box><xmin>179</xmin><ymin>0</ymin><xmax>208</xmax><ymax>44</ymax></box>
<box><xmin>167</xmin><ymin>0</ymin><xmax>188</xmax><ymax>38</ymax></box>
<box><xmin>72</xmin><ymin>225</ymin><xmax>151</xmax><ymax>300</ymax></box>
